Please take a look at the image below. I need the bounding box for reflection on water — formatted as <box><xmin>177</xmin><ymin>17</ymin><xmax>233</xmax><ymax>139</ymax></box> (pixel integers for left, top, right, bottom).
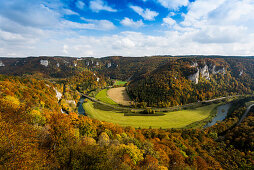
<box><xmin>78</xmin><ymin>97</ymin><xmax>86</xmax><ymax>115</ymax></box>
<box><xmin>204</xmin><ymin>103</ymin><xmax>231</xmax><ymax>128</ymax></box>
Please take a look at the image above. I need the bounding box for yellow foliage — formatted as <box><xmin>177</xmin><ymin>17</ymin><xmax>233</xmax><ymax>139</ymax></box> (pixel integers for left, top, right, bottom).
<box><xmin>2</xmin><ymin>95</ymin><xmax>20</xmax><ymax>110</ymax></box>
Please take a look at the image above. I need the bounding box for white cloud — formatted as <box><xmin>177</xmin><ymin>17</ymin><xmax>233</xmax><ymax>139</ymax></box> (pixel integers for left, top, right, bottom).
<box><xmin>121</xmin><ymin>17</ymin><xmax>144</xmax><ymax>28</ymax></box>
<box><xmin>130</xmin><ymin>5</ymin><xmax>158</xmax><ymax>21</ymax></box>
<box><xmin>156</xmin><ymin>0</ymin><xmax>189</xmax><ymax>10</ymax></box>
<box><xmin>76</xmin><ymin>0</ymin><xmax>85</xmax><ymax>9</ymax></box>
<box><xmin>178</xmin><ymin>0</ymin><xmax>254</xmax><ymax>44</ymax></box>
<box><xmin>62</xmin><ymin>9</ymin><xmax>79</xmax><ymax>15</ymax></box>
<box><xmin>1</xmin><ymin>0</ymin><xmax>254</xmax><ymax>57</ymax></box>
<box><xmin>62</xmin><ymin>18</ymin><xmax>116</xmax><ymax>30</ymax></box>
<box><xmin>90</xmin><ymin>0</ymin><xmax>117</xmax><ymax>13</ymax></box>
<box><xmin>162</xmin><ymin>17</ymin><xmax>176</xmax><ymax>27</ymax></box>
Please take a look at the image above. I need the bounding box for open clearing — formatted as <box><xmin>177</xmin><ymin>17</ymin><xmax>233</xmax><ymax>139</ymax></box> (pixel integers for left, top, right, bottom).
<box><xmin>114</xmin><ymin>80</ymin><xmax>127</xmax><ymax>86</ymax></box>
<box><xmin>83</xmin><ymin>100</ymin><xmax>218</xmax><ymax>129</ymax></box>
<box><xmin>95</xmin><ymin>89</ymin><xmax>118</xmax><ymax>105</ymax></box>
<box><xmin>107</xmin><ymin>87</ymin><xmax>132</xmax><ymax>106</ymax></box>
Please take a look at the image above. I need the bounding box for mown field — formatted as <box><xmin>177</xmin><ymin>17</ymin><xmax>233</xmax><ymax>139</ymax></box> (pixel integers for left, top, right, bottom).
<box><xmin>83</xmin><ymin>100</ymin><xmax>218</xmax><ymax>129</ymax></box>
<box><xmin>107</xmin><ymin>87</ymin><xmax>132</xmax><ymax>106</ymax></box>
<box><xmin>95</xmin><ymin>89</ymin><xmax>118</xmax><ymax>105</ymax></box>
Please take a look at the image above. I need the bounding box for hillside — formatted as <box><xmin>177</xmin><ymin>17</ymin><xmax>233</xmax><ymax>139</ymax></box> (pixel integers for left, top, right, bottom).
<box><xmin>0</xmin><ymin>74</ymin><xmax>253</xmax><ymax>169</ymax></box>
<box><xmin>127</xmin><ymin>57</ymin><xmax>254</xmax><ymax>107</ymax></box>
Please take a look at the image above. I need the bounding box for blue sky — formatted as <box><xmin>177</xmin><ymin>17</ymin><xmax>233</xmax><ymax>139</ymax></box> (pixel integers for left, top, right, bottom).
<box><xmin>0</xmin><ymin>0</ymin><xmax>254</xmax><ymax>57</ymax></box>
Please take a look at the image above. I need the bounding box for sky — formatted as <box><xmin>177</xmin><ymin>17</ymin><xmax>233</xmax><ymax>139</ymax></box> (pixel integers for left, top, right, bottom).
<box><xmin>0</xmin><ymin>0</ymin><xmax>254</xmax><ymax>57</ymax></box>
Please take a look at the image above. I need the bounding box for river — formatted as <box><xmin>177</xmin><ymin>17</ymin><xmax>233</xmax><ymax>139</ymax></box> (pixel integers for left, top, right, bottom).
<box><xmin>77</xmin><ymin>96</ymin><xmax>86</xmax><ymax>115</ymax></box>
<box><xmin>204</xmin><ymin>103</ymin><xmax>232</xmax><ymax>128</ymax></box>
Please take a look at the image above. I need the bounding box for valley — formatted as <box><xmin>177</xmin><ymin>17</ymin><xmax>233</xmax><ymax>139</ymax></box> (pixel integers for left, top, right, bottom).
<box><xmin>0</xmin><ymin>55</ymin><xmax>254</xmax><ymax>169</ymax></box>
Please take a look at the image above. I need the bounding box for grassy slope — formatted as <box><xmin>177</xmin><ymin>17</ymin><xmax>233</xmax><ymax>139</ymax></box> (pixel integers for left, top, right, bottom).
<box><xmin>114</xmin><ymin>80</ymin><xmax>127</xmax><ymax>86</ymax></box>
<box><xmin>95</xmin><ymin>89</ymin><xmax>118</xmax><ymax>105</ymax></box>
<box><xmin>83</xmin><ymin>100</ymin><xmax>218</xmax><ymax>129</ymax></box>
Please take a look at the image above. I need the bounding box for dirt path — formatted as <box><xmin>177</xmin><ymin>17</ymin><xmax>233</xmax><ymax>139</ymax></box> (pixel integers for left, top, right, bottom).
<box><xmin>107</xmin><ymin>87</ymin><xmax>132</xmax><ymax>106</ymax></box>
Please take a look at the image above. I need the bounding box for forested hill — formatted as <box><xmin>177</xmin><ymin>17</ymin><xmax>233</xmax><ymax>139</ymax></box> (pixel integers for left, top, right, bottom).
<box><xmin>0</xmin><ymin>74</ymin><xmax>253</xmax><ymax>169</ymax></box>
<box><xmin>1</xmin><ymin>56</ymin><xmax>253</xmax><ymax>80</ymax></box>
<box><xmin>127</xmin><ymin>58</ymin><xmax>254</xmax><ymax>107</ymax></box>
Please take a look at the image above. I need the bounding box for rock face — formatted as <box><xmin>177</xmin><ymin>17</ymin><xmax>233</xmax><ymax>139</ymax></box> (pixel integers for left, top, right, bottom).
<box><xmin>190</xmin><ymin>62</ymin><xmax>198</xmax><ymax>67</ymax></box>
<box><xmin>239</xmin><ymin>70</ymin><xmax>243</xmax><ymax>76</ymax></box>
<box><xmin>188</xmin><ymin>64</ymin><xmax>226</xmax><ymax>84</ymax></box>
<box><xmin>212</xmin><ymin>65</ymin><xmax>225</xmax><ymax>75</ymax></box>
<box><xmin>188</xmin><ymin>69</ymin><xmax>199</xmax><ymax>84</ymax></box>
<box><xmin>40</xmin><ymin>60</ymin><xmax>49</xmax><ymax>67</ymax></box>
<box><xmin>200</xmin><ymin>65</ymin><xmax>210</xmax><ymax>80</ymax></box>
<box><xmin>0</xmin><ymin>61</ymin><xmax>5</xmax><ymax>67</ymax></box>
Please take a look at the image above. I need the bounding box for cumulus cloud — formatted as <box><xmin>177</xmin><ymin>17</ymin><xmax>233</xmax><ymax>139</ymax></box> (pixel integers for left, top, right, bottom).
<box><xmin>62</xmin><ymin>9</ymin><xmax>79</xmax><ymax>15</ymax></box>
<box><xmin>76</xmin><ymin>0</ymin><xmax>85</xmax><ymax>9</ymax></box>
<box><xmin>156</xmin><ymin>0</ymin><xmax>189</xmax><ymax>10</ymax></box>
<box><xmin>130</xmin><ymin>5</ymin><xmax>158</xmax><ymax>21</ymax></box>
<box><xmin>178</xmin><ymin>0</ymin><xmax>254</xmax><ymax>44</ymax></box>
<box><xmin>63</xmin><ymin>18</ymin><xmax>116</xmax><ymax>30</ymax></box>
<box><xmin>120</xmin><ymin>17</ymin><xmax>144</xmax><ymax>28</ymax></box>
<box><xmin>162</xmin><ymin>17</ymin><xmax>176</xmax><ymax>27</ymax></box>
<box><xmin>0</xmin><ymin>0</ymin><xmax>254</xmax><ymax>57</ymax></box>
<box><xmin>90</xmin><ymin>0</ymin><xmax>117</xmax><ymax>13</ymax></box>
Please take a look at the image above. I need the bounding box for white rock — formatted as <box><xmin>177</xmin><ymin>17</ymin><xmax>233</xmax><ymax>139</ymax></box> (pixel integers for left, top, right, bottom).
<box><xmin>200</xmin><ymin>65</ymin><xmax>210</xmax><ymax>80</ymax></box>
<box><xmin>97</xmin><ymin>77</ymin><xmax>100</xmax><ymax>82</ymax></box>
<box><xmin>66</xmin><ymin>100</ymin><xmax>76</xmax><ymax>105</ymax></box>
<box><xmin>0</xmin><ymin>61</ymin><xmax>5</xmax><ymax>67</ymax></box>
<box><xmin>190</xmin><ymin>62</ymin><xmax>198</xmax><ymax>67</ymax></box>
<box><xmin>40</xmin><ymin>60</ymin><xmax>49</xmax><ymax>67</ymax></box>
<box><xmin>188</xmin><ymin>69</ymin><xmax>199</xmax><ymax>84</ymax></box>
<box><xmin>239</xmin><ymin>70</ymin><xmax>243</xmax><ymax>76</ymax></box>
<box><xmin>212</xmin><ymin>65</ymin><xmax>226</xmax><ymax>75</ymax></box>
<box><xmin>57</xmin><ymin>63</ymin><xmax>60</xmax><ymax>67</ymax></box>
<box><xmin>107</xmin><ymin>62</ymin><xmax>111</xmax><ymax>68</ymax></box>
<box><xmin>53</xmin><ymin>87</ymin><xmax>62</xmax><ymax>101</ymax></box>
<box><xmin>96</xmin><ymin>62</ymin><xmax>99</xmax><ymax>66</ymax></box>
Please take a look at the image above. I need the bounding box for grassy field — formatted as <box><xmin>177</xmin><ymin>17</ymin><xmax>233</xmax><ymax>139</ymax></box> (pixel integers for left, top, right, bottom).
<box><xmin>114</xmin><ymin>80</ymin><xmax>127</xmax><ymax>86</ymax></box>
<box><xmin>95</xmin><ymin>89</ymin><xmax>118</xmax><ymax>105</ymax></box>
<box><xmin>83</xmin><ymin>100</ymin><xmax>219</xmax><ymax>129</ymax></box>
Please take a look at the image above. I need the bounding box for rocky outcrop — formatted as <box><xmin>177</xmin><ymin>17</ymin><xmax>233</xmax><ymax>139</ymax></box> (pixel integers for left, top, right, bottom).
<box><xmin>0</xmin><ymin>61</ymin><xmax>5</xmax><ymax>67</ymax></box>
<box><xmin>190</xmin><ymin>62</ymin><xmax>198</xmax><ymax>67</ymax></box>
<box><xmin>40</xmin><ymin>60</ymin><xmax>49</xmax><ymax>67</ymax></box>
<box><xmin>188</xmin><ymin>69</ymin><xmax>199</xmax><ymax>84</ymax></box>
<box><xmin>189</xmin><ymin>64</ymin><xmax>227</xmax><ymax>84</ymax></box>
<box><xmin>57</xmin><ymin>63</ymin><xmax>60</xmax><ymax>67</ymax></box>
<box><xmin>239</xmin><ymin>70</ymin><xmax>243</xmax><ymax>76</ymax></box>
<box><xmin>107</xmin><ymin>62</ymin><xmax>111</xmax><ymax>68</ymax></box>
<box><xmin>211</xmin><ymin>65</ymin><xmax>225</xmax><ymax>75</ymax></box>
<box><xmin>200</xmin><ymin>65</ymin><xmax>210</xmax><ymax>80</ymax></box>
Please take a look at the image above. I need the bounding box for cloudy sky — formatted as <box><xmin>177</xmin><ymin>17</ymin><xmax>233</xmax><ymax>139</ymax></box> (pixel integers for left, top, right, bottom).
<box><xmin>0</xmin><ymin>0</ymin><xmax>254</xmax><ymax>57</ymax></box>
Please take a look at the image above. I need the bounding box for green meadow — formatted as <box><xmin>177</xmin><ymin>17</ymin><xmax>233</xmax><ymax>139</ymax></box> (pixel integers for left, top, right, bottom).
<box><xmin>95</xmin><ymin>89</ymin><xmax>118</xmax><ymax>105</ymax></box>
<box><xmin>83</xmin><ymin>100</ymin><xmax>218</xmax><ymax>129</ymax></box>
<box><xmin>114</xmin><ymin>80</ymin><xmax>127</xmax><ymax>86</ymax></box>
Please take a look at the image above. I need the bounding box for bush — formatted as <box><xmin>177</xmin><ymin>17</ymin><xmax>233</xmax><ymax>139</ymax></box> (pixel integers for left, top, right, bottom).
<box><xmin>141</xmin><ymin>108</ymin><xmax>156</xmax><ymax>114</ymax></box>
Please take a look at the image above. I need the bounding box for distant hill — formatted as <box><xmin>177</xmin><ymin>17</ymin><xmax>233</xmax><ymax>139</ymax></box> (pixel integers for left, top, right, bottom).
<box><xmin>127</xmin><ymin>57</ymin><xmax>254</xmax><ymax>107</ymax></box>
